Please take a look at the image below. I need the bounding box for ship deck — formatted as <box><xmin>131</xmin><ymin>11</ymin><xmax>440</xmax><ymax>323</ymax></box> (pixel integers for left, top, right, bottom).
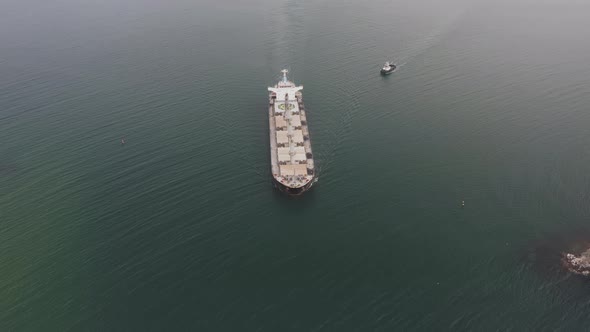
<box><xmin>268</xmin><ymin>90</ymin><xmax>315</xmax><ymax>189</ymax></box>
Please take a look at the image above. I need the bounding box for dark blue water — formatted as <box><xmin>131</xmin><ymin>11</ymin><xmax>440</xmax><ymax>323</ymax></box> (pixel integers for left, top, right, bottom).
<box><xmin>2</xmin><ymin>0</ymin><xmax>590</xmax><ymax>330</ymax></box>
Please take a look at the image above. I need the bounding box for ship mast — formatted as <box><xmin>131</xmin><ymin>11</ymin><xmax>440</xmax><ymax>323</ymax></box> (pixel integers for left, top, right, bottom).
<box><xmin>281</xmin><ymin>69</ymin><xmax>289</xmax><ymax>84</ymax></box>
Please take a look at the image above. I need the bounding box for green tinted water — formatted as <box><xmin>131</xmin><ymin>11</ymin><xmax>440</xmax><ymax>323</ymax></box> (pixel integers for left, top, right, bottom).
<box><xmin>2</xmin><ymin>0</ymin><xmax>590</xmax><ymax>330</ymax></box>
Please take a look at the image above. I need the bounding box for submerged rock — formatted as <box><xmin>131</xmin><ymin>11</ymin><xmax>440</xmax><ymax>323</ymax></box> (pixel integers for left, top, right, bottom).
<box><xmin>563</xmin><ymin>248</ymin><xmax>590</xmax><ymax>276</ymax></box>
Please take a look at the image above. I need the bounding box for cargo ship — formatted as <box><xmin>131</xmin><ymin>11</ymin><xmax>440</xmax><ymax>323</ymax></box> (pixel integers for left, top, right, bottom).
<box><xmin>268</xmin><ymin>69</ymin><xmax>315</xmax><ymax>195</ymax></box>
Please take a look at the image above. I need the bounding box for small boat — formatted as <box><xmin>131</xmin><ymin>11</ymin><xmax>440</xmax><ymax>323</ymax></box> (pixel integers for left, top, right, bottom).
<box><xmin>380</xmin><ymin>61</ymin><xmax>397</xmax><ymax>75</ymax></box>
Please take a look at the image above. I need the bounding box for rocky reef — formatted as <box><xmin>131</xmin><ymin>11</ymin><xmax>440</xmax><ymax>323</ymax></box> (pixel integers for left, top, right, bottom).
<box><xmin>563</xmin><ymin>248</ymin><xmax>590</xmax><ymax>276</ymax></box>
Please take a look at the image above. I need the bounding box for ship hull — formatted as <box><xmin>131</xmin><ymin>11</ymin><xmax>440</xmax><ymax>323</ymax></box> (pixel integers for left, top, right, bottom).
<box><xmin>267</xmin><ymin>70</ymin><xmax>316</xmax><ymax>195</ymax></box>
<box><xmin>272</xmin><ymin>176</ymin><xmax>315</xmax><ymax>195</ymax></box>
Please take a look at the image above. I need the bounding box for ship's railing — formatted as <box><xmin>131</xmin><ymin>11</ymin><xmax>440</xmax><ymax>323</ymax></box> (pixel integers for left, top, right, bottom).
<box><xmin>295</xmin><ymin>98</ymin><xmax>315</xmax><ymax>177</ymax></box>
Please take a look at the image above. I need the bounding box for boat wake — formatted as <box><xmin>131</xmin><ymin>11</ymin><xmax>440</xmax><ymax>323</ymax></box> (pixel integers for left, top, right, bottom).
<box><xmin>393</xmin><ymin>62</ymin><xmax>407</xmax><ymax>71</ymax></box>
<box><xmin>393</xmin><ymin>8</ymin><xmax>467</xmax><ymax>66</ymax></box>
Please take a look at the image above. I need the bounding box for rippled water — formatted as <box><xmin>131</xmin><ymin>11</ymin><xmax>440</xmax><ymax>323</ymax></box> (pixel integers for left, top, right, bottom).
<box><xmin>2</xmin><ymin>0</ymin><xmax>590</xmax><ymax>330</ymax></box>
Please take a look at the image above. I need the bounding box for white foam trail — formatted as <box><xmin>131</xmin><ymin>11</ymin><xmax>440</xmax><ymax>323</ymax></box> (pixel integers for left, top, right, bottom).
<box><xmin>393</xmin><ymin>8</ymin><xmax>466</xmax><ymax>65</ymax></box>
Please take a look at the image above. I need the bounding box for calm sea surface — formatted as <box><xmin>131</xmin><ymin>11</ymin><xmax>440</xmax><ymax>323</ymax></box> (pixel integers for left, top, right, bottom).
<box><xmin>2</xmin><ymin>0</ymin><xmax>590</xmax><ymax>330</ymax></box>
